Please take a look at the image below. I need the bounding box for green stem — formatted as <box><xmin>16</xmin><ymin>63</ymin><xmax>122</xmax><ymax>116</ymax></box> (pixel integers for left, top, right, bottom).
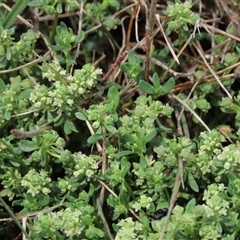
<box><xmin>0</xmin><ymin>138</ymin><xmax>26</xmax><ymax>166</ymax></box>
<box><xmin>3</xmin><ymin>1</ymin><xmax>29</xmax><ymax>29</ymax></box>
<box><xmin>97</xmin><ymin>197</ymin><xmax>114</xmax><ymax>240</ymax></box>
<box><xmin>0</xmin><ymin>197</ymin><xmax>31</xmax><ymax>240</ymax></box>
<box><xmin>50</xmin><ymin>13</ymin><xmax>59</xmax><ymax>44</ymax></box>
<box><xmin>66</xmin><ymin>48</ymin><xmax>71</xmax><ymax>74</ymax></box>
<box><xmin>159</xmin><ymin>164</ymin><xmax>182</xmax><ymax>240</ymax></box>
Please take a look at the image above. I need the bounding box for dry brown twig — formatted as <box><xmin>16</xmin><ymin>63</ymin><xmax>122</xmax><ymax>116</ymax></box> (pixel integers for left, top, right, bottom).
<box><xmin>0</xmin><ymin>195</ymin><xmax>66</xmax><ymax>222</ymax></box>
<box><xmin>70</xmin><ymin>0</ymin><xmax>84</xmax><ymax>75</ymax></box>
<box><xmin>11</xmin><ymin>125</ymin><xmax>52</xmax><ymax>139</ymax></box>
<box><xmin>155</xmin><ymin>14</ymin><xmax>179</xmax><ymax>64</ymax></box>
<box><xmin>145</xmin><ymin>0</ymin><xmax>157</xmax><ymax>82</ymax></box>
<box><xmin>201</xmin><ymin>22</ymin><xmax>240</xmax><ymax>43</ymax></box>
<box><xmin>99</xmin><ymin>127</ymin><xmax>107</xmax><ymax>206</ymax></box>
<box><xmin>193</xmin><ymin>42</ymin><xmax>232</xmax><ymax>100</ymax></box>
<box><xmin>97</xmin><ymin>179</ymin><xmax>141</xmax><ymax>221</ymax></box>
<box><xmin>0</xmin><ymin>51</ymin><xmax>51</xmax><ymax>75</ymax></box>
<box><xmin>159</xmin><ymin>18</ymin><xmax>201</xmax><ymax>83</ymax></box>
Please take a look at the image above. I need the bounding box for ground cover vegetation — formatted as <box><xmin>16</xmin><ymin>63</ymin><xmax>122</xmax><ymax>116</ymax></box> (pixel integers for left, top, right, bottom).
<box><xmin>0</xmin><ymin>0</ymin><xmax>240</xmax><ymax>239</ymax></box>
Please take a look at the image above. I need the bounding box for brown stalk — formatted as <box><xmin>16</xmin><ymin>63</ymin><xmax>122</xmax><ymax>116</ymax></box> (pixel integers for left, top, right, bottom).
<box><xmin>145</xmin><ymin>0</ymin><xmax>157</xmax><ymax>82</ymax></box>
<box><xmin>102</xmin><ymin>51</ymin><xmax>128</xmax><ymax>82</ymax></box>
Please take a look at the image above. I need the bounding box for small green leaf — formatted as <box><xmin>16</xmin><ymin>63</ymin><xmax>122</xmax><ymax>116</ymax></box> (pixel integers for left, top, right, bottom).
<box><xmin>75</xmin><ymin>111</ymin><xmax>87</xmax><ymax>121</ymax></box>
<box><xmin>28</xmin><ymin>0</ymin><xmax>46</xmax><ymax>7</ymax></box>
<box><xmin>122</xmin><ymin>134</ymin><xmax>135</xmax><ymax>143</ymax></box>
<box><xmin>162</xmin><ymin>77</ymin><xmax>175</xmax><ymax>94</ymax></box>
<box><xmin>0</xmin><ymin>78</ymin><xmax>6</xmax><ymax>92</ymax></box>
<box><xmin>4</xmin><ymin>110</ymin><xmax>11</xmax><ymax>120</ymax></box>
<box><xmin>19</xmin><ymin>140</ymin><xmax>38</xmax><ymax>152</ymax></box>
<box><xmin>145</xmin><ymin>129</ymin><xmax>157</xmax><ymax>143</ymax></box>
<box><xmin>21</xmin><ymin>79</ymin><xmax>32</xmax><ymax>89</ymax></box>
<box><xmin>66</xmin><ymin>59</ymin><xmax>76</xmax><ymax>66</ymax></box>
<box><xmin>39</xmin><ymin>195</ymin><xmax>50</xmax><ymax>207</ymax></box>
<box><xmin>113</xmin><ymin>151</ymin><xmax>132</xmax><ymax>158</ymax></box>
<box><xmin>121</xmin><ymin>157</ymin><xmax>131</xmax><ymax>178</ymax></box>
<box><xmin>0</xmin><ymin>57</ymin><xmax>7</xmax><ymax>69</ymax></box>
<box><xmin>128</xmin><ymin>50</ymin><xmax>140</xmax><ymax>64</ymax></box>
<box><xmin>151</xmin><ymin>220</ymin><xmax>162</xmax><ymax>232</ymax></box>
<box><xmin>64</xmin><ymin>120</ymin><xmax>78</xmax><ymax>134</ymax></box>
<box><xmin>107</xmin><ymin>194</ymin><xmax>117</xmax><ymax>207</ymax></box>
<box><xmin>56</xmin><ymin>2</ymin><xmax>63</xmax><ymax>13</ymax></box>
<box><xmin>56</xmin><ymin>22</ymin><xmax>66</xmax><ymax>35</ymax></box>
<box><xmin>87</xmin><ymin>133</ymin><xmax>105</xmax><ymax>144</ymax></box>
<box><xmin>140</xmin><ymin>154</ymin><xmax>147</xmax><ymax>168</ymax></box>
<box><xmin>18</xmin><ymin>89</ymin><xmax>31</xmax><ymax>99</ymax></box>
<box><xmin>120</xmin><ymin>63</ymin><xmax>130</xmax><ymax>73</ymax></box>
<box><xmin>54</xmin><ymin>113</ymin><xmax>64</xmax><ymax>126</ymax></box>
<box><xmin>139</xmin><ymin>80</ymin><xmax>155</xmax><ymax>94</ymax></box>
<box><xmin>10</xmin><ymin>76</ymin><xmax>21</xmax><ymax>91</ymax></box>
<box><xmin>63</xmin><ymin>122</ymin><xmax>71</xmax><ymax>134</ymax></box>
<box><xmin>226</xmin><ymin>172</ymin><xmax>238</xmax><ymax>182</ymax></box>
<box><xmin>119</xmin><ymin>188</ymin><xmax>128</xmax><ymax>206</ymax></box>
<box><xmin>158</xmin><ymin>46</ymin><xmax>170</xmax><ymax>59</ymax></box>
<box><xmin>75</xmin><ymin>30</ymin><xmax>85</xmax><ymax>44</ymax></box>
<box><xmin>50</xmin><ymin>45</ymin><xmax>65</xmax><ymax>51</ymax></box>
<box><xmin>0</xmin><ymin>188</ymin><xmax>12</xmax><ymax>197</ymax></box>
<box><xmin>188</xmin><ymin>172</ymin><xmax>199</xmax><ymax>192</ymax></box>
<box><xmin>107</xmin><ymin>86</ymin><xmax>119</xmax><ymax>112</ymax></box>
<box><xmin>185</xmin><ymin>198</ymin><xmax>196</xmax><ymax>213</ymax></box>
<box><xmin>136</xmin><ymin>70</ymin><xmax>145</xmax><ymax>83</ymax></box>
<box><xmin>47</xmin><ymin>111</ymin><xmax>53</xmax><ymax>122</ymax></box>
<box><xmin>6</xmin><ymin>46</ymin><xmax>11</xmax><ymax>60</ymax></box>
<box><xmin>10</xmin><ymin>161</ymin><xmax>20</xmax><ymax>167</ymax></box>
<box><xmin>152</xmin><ymin>73</ymin><xmax>160</xmax><ymax>88</ymax></box>
<box><xmin>104</xmin><ymin>124</ymin><xmax>117</xmax><ymax>134</ymax></box>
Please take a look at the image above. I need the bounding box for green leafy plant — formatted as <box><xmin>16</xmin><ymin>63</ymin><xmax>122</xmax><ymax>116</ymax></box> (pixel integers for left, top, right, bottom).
<box><xmin>1</xmin><ymin>0</ymin><xmax>240</xmax><ymax>239</ymax></box>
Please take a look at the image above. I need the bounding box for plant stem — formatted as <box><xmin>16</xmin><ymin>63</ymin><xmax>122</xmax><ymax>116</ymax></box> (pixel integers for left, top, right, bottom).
<box><xmin>0</xmin><ymin>197</ymin><xmax>31</xmax><ymax>240</ymax></box>
<box><xmin>145</xmin><ymin>0</ymin><xmax>157</xmax><ymax>82</ymax></box>
<box><xmin>2</xmin><ymin>1</ymin><xmax>29</xmax><ymax>29</ymax></box>
<box><xmin>97</xmin><ymin>197</ymin><xmax>114</xmax><ymax>240</ymax></box>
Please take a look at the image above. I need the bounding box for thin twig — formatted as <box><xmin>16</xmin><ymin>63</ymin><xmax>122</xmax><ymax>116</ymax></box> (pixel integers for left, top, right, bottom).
<box><xmin>127</xmin><ymin>3</ymin><xmax>139</xmax><ymax>47</ymax></box>
<box><xmin>70</xmin><ymin>0</ymin><xmax>84</xmax><ymax>75</ymax></box>
<box><xmin>11</xmin><ymin>125</ymin><xmax>52</xmax><ymax>139</ymax></box>
<box><xmin>174</xmin><ymin>109</ymin><xmax>186</xmax><ymax>191</ymax></box>
<box><xmin>10</xmin><ymin>109</ymin><xmax>41</xmax><ymax>118</ymax></box>
<box><xmin>159</xmin><ymin>19</ymin><xmax>201</xmax><ymax>82</ymax></box>
<box><xmin>23</xmin><ymin>69</ymin><xmax>37</xmax><ymax>86</ymax></box>
<box><xmin>145</xmin><ymin>0</ymin><xmax>157</xmax><ymax>82</ymax></box>
<box><xmin>178</xmin><ymin>70</ymin><xmax>208</xmax><ymax>120</ymax></box>
<box><xmin>0</xmin><ymin>51</ymin><xmax>50</xmax><ymax>74</ymax></box>
<box><xmin>113</xmin><ymin>27</ymin><xmax>161</xmax><ymax>84</ymax></box>
<box><xmin>102</xmin><ymin>51</ymin><xmax>128</xmax><ymax>81</ymax></box>
<box><xmin>138</xmin><ymin>55</ymin><xmax>196</xmax><ymax>79</ymax></box>
<box><xmin>99</xmin><ymin>127</ymin><xmax>107</xmax><ymax>205</ymax></box>
<box><xmin>155</xmin><ymin>14</ymin><xmax>179</xmax><ymax>64</ymax></box>
<box><xmin>159</xmin><ymin>163</ymin><xmax>182</xmax><ymax>240</ymax></box>
<box><xmin>0</xmin><ymin>195</ymin><xmax>66</xmax><ymax>222</ymax></box>
<box><xmin>170</xmin><ymin>94</ymin><xmax>210</xmax><ymax>132</ymax></box>
<box><xmin>0</xmin><ymin>197</ymin><xmax>31</xmax><ymax>240</ymax></box>
<box><xmin>193</xmin><ymin>42</ymin><xmax>232</xmax><ymax>100</ymax></box>
<box><xmin>97</xmin><ymin>179</ymin><xmax>141</xmax><ymax>221</ymax></box>
<box><xmin>85</xmin><ymin>120</ymin><xmax>103</xmax><ymax>153</ymax></box>
<box><xmin>201</xmin><ymin>22</ymin><xmax>240</xmax><ymax>43</ymax></box>
<box><xmin>32</xmin><ymin>50</ymin><xmax>70</xmax><ymax>84</ymax></box>
<box><xmin>135</xmin><ymin>4</ymin><xmax>141</xmax><ymax>43</ymax></box>
<box><xmin>97</xmin><ymin>198</ymin><xmax>114</xmax><ymax>240</ymax></box>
